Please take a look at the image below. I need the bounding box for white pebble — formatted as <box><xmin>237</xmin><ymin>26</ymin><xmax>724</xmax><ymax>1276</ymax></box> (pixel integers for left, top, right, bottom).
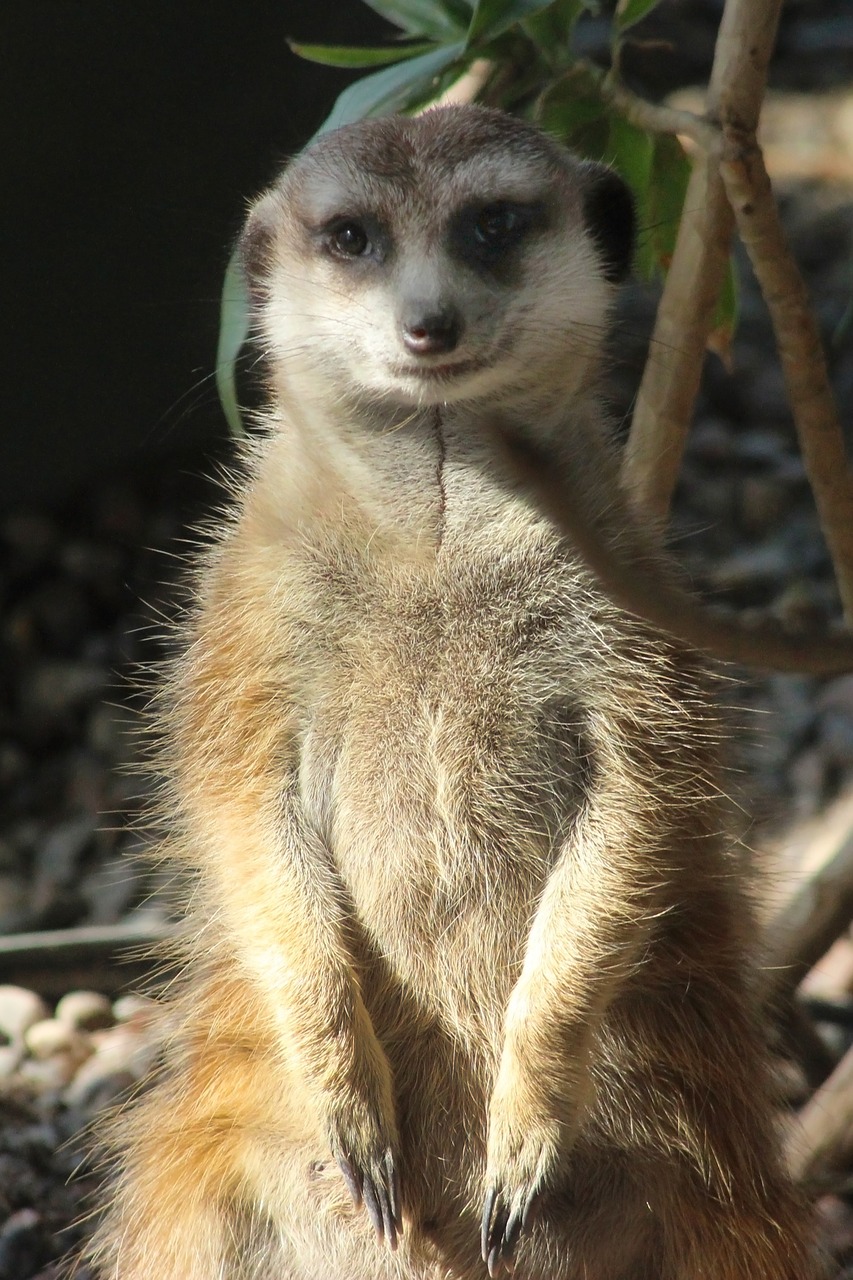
<box><xmin>18</xmin><ymin>1052</ymin><xmax>79</xmax><ymax>1091</ymax></box>
<box><xmin>112</xmin><ymin>994</ymin><xmax>158</xmax><ymax>1024</ymax></box>
<box><xmin>55</xmin><ymin>989</ymin><xmax>114</xmax><ymax>1032</ymax></box>
<box><xmin>0</xmin><ymin>986</ymin><xmax>49</xmax><ymax>1043</ymax></box>
<box><xmin>24</xmin><ymin>1018</ymin><xmax>91</xmax><ymax>1063</ymax></box>
<box><xmin>64</xmin><ymin>1026</ymin><xmax>158</xmax><ymax>1105</ymax></box>
<box><xmin>0</xmin><ymin>1045</ymin><xmax>23</xmax><ymax>1078</ymax></box>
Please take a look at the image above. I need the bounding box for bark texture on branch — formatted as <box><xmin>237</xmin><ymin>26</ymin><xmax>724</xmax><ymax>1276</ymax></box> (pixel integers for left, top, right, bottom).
<box><xmin>620</xmin><ymin>160</ymin><xmax>732</xmax><ymax>517</ymax></box>
<box><xmin>621</xmin><ymin>0</ymin><xmax>784</xmax><ymax>516</ymax></box>
<box><xmin>720</xmin><ymin>137</ymin><xmax>853</xmax><ymax>625</ymax></box>
<box><xmin>787</xmin><ymin>1044</ymin><xmax>853</xmax><ymax>1184</ymax></box>
<box><xmin>764</xmin><ymin>811</ymin><xmax>853</xmax><ymax>1004</ymax></box>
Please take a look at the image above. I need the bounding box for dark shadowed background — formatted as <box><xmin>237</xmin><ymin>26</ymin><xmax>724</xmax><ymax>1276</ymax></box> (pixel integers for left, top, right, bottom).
<box><xmin>3</xmin><ymin>0</ymin><xmax>395</xmax><ymax>505</ymax></box>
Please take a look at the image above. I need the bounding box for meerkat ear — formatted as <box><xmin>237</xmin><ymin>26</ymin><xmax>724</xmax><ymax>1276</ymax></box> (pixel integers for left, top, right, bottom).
<box><xmin>239</xmin><ymin>192</ymin><xmax>280</xmax><ymax>304</ymax></box>
<box><xmin>579</xmin><ymin>164</ymin><xmax>636</xmax><ymax>284</ymax></box>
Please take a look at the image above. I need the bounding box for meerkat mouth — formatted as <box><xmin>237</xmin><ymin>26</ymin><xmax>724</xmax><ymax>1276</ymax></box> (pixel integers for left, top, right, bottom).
<box><xmin>394</xmin><ymin>356</ymin><xmax>490</xmax><ymax>381</ymax></box>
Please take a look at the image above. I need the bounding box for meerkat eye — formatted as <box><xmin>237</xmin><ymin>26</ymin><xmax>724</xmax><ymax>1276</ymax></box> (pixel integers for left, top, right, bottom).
<box><xmin>473</xmin><ymin>204</ymin><xmax>523</xmax><ymax>248</ymax></box>
<box><xmin>453</xmin><ymin>200</ymin><xmax>543</xmax><ymax>270</ymax></box>
<box><xmin>327</xmin><ymin>221</ymin><xmax>371</xmax><ymax>258</ymax></box>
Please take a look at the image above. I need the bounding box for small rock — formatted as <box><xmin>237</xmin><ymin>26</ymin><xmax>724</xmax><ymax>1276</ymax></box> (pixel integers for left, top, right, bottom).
<box><xmin>55</xmin><ymin>991</ymin><xmax>113</xmax><ymax>1033</ymax></box>
<box><xmin>112</xmin><ymin>994</ymin><xmax>158</xmax><ymax>1025</ymax></box>
<box><xmin>773</xmin><ymin>580</ymin><xmax>831</xmax><ymax>630</ymax></box>
<box><xmin>818</xmin><ymin>675</ymin><xmax>853</xmax><ymax>717</ymax></box>
<box><xmin>0</xmin><ymin>989</ymin><xmax>49</xmax><ymax>1046</ymax></box>
<box><xmin>86</xmin><ymin>701</ymin><xmax>139</xmax><ymax>763</ymax></box>
<box><xmin>21</xmin><ymin>661</ymin><xmax>112</xmax><ymax>723</ymax></box>
<box><xmin>689</xmin><ymin>418</ymin><xmax>733</xmax><ymax>464</ymax></box>
<box><xmin>23</xmin><ymin>1021</ymin><xmax>90</xmax><ymax>1066</ymax></box>
<box><xmin>710</xmin><ymin>541</ymin><xmax>791</xmax><ymax>596</ymax></box>
<box><xmin>739</xmin><ymin>476</ymin><xmax>787</xmax><ymax>534</ymax></box>
<box><xmin>0</xmin><ymin>1048</ymin><xmax>23</xmax><ymax>1080</ymax></box>
<box><xmin>0</xmin><ymin>1206</ymin><xmax>45</xmax><ymax>1280</ymax></box>
<box><xmin>820</xmin><ymin>708</ymin><xmax>853</xmax><ymax>769</ymax></box>
<box><xmin>65</xmin><ymin>1068</ymin><xmax>136</xmax><ymax>1113</ymax></box>
<box><xmin>733</xmin><ymin>425</ymin><xmax>788</xmax><ymax>465</ymax></box>
<box><xmin>816</xmin><ymin>1193</ymin><xmax>853</xmax><ymax>1260</ymax></box>
<box><xmin>17</xmin><ymin>1054</ymin><xmax>79</xmax><ymax>1093</ymax></box>
<box><xmin>64</xmin><ymin>1026</ymin><xmax>158</xmax><ymax>1106</ymax></box>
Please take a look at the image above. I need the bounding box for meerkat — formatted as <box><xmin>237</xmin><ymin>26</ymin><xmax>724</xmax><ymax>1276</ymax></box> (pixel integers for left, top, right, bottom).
<box><xmin>90</xmin><ymin>105</ymin><xmax>820</xmax><ymax>1280</ymax></box>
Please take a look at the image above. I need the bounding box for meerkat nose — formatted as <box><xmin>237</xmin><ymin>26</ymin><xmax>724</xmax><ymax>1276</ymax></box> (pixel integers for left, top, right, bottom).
<box><xmin>401</xmin><ymin>309</ymin><xmax>461</xmax><ymax>356</ymax></box>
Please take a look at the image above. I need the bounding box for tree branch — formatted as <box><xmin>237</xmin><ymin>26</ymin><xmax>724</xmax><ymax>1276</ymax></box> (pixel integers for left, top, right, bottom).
<box><xmin>620</xmin><ymin>0</ymin><xmax>784</xmax><ymax>516</ymax></box>
<box><xmin>600</xmin><ymin>74</ymin><xmax>716</xmax><ymax>151</ymax></box>
<box><xmin>786</xmin><ymin>1042</ymin><xmax>853</xmax><ymax>1184</ymax></box>
<box><xmin>719</xmin><ymin>134</ymin><xmax>853</xmax><ymax>626</ymax></box>
<box><xmin>763</xmin><ymin>803</ymin><xmax>853</xmax><ymax>1005</ymax></box>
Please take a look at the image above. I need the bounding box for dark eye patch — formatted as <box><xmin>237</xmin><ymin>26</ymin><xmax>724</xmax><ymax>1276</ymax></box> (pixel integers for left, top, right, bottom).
<box><xmin>450</xmin><ymin>200</ymin><xmax>546</xmax><ymax>272</ymax></box>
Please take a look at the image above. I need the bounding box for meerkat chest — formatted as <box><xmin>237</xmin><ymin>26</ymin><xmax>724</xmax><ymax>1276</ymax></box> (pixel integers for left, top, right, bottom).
<box><xmin>296</xmin><ymin>544</ymin><xmax>595</xmax><ymax>937</ymax></box>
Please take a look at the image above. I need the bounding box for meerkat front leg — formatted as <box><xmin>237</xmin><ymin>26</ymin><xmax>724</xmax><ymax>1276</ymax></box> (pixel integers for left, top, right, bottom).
<box><xmin>481</xmin><ymin>770</ymin><xmax>665</xmax><ymax>1276</ymax></box>
<box><xmin>168</xmin><ymin>612</ymin><xmax>403</xmax><ymax>1248</ymax></box>
<box><xmin>220</xmin><ymin>788</ymin><xmax>403</xmax><ymax>1246</ymax></box>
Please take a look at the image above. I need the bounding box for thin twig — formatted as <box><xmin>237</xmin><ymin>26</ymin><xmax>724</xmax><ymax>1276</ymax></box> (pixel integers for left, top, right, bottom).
<box><xmin>719</xmin><ymin>134</ymin><xmax>853</xmax><ymax>626</ymax></box>
<box><xmin>786</xmin><ymin>1043</ymin><xmax>853</xmax><ymax>1184</ymax></box>
<box><xmin>764</xmin><ymin>808</ymin><xmax>853</xmax><ymax>1005</ymax></box>
<box><xmin>621</xmin><ymin>157</ymin><xmax>732</xmax><ymax>517</ymax></box>
<box><xmin>600</xmin><ymin>74</ymin><xmax>717</xmax><ymax>151</ymax></box>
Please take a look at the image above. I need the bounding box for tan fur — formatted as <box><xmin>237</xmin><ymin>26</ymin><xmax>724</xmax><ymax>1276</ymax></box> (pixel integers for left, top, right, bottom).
<box><xmin>89</xmin><ymin>106</ymin><xmax>820</xmax><ymax>1279</ymax></box>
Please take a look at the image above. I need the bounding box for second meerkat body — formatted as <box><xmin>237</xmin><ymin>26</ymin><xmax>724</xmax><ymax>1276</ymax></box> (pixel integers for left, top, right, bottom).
<box><xmin>92</xmin><ymin>107</ymin><xmax>817</xmax><ymax>1279</ymax></box>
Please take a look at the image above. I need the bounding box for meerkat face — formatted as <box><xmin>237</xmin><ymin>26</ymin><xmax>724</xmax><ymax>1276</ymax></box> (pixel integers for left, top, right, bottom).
<box><xmin>242</xmin><ymin>106</ymin><xmax>634</xmax><ymax>410</ymax></box>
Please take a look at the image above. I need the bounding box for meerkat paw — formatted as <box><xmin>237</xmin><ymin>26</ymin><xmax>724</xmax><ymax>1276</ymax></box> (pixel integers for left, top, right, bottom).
<box><xmin>326</xmin><ymin>1098</ymin><xmax>402</xmax><ymax>1250</ymax></box>
<box><xmin>481</xmin><ymin>1104</ymin><xmax>562</xmax><ymax>1277</ymax></box>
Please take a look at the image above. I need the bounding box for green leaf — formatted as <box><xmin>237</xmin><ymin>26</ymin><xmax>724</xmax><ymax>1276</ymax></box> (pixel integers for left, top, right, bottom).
<box><xmin>361</xmin><ymin>0</ymin><xmax>472</xmax><ymax>39</ymax></box>
<box><xmin>642</xmin><ymin>132</ymin><xmax>691</xmax><ymax>279</ymax></box>
<box><xmin>215</xmin><ymin>246</ymin><xmax>251</xmax><ymax>438</ymax></box>
<box><xmin>614</xmin><ymin>0</ymin><xmax>665</xmax><ymax>33</ymax></box>
<box><xmin>606</xmin><ymin>113</ymin><xmax>653</xmax><ymax>195</ymax></box>
<box><xmin>318</xmin><ymin>41</ymin><xmax>467</xmax><ymax>133</ymax></box>
<box><xmin>466</xmin><ymin>0</ymin><xmax>559</xmax><ymax>47</ymax></box>
<box><xmin>534</xmin><ymin>66</ymin><xmax>607</xmax><ymax>151</ymax></box>
<box><xmin>289</xmin><ymin>40</ymin><xmax>436</xmax><ymax>69</ymax></box>
<box><xmin>522</xmin><ymin>0</ymin><xmax>588</xmax><ymax>52</ymax></box>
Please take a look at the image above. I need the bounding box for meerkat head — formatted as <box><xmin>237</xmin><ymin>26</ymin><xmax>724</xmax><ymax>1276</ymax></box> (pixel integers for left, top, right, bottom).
<box><xmin>241</xmin><ymin>106</ymin><xmax>634</xmax><ymax>411</ymax></box>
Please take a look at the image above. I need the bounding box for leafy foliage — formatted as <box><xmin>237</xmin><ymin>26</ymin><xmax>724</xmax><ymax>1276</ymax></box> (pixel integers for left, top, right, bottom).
<box><xmin>613</xmin><ymin>0</ymin><xmax>665</xmax><ymax>34</ymax></box>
